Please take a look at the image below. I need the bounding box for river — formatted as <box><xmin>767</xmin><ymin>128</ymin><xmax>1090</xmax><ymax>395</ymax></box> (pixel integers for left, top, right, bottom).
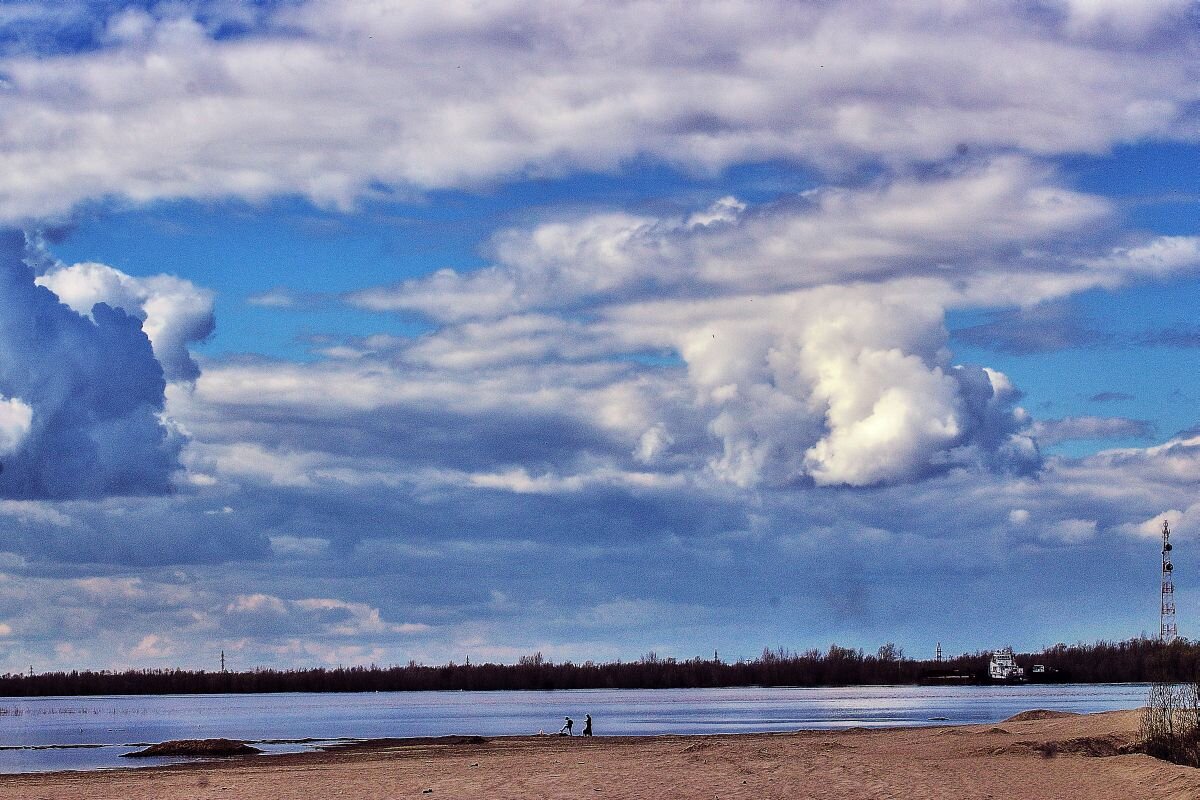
<box><xmin>0</xmin><ymin>683</ymin><xmax>1150</xmax><ymax>773</ymax></box>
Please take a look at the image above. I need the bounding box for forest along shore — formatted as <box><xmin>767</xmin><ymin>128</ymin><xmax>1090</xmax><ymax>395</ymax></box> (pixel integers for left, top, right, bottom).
<box><xmin>2</xmin><ymin>709</ymin><xmax>1199</xmax><ymax>800</ymax></box>
<box><xmin>3</xmin><ymin>636</ymin><xmax>1195</xmax><ymax>695</ymax></box>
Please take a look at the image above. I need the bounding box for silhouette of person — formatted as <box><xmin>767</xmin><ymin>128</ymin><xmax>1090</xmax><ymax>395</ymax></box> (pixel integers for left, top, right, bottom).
<box><xmin>560</xmin><ymin>716</ymin><xmax>574</xmax><ymax>735</ymax></box>
<box><xmin>583</xmin><ymin>714</ymin><xmax>592</xmax><ymax>736</ymax></box>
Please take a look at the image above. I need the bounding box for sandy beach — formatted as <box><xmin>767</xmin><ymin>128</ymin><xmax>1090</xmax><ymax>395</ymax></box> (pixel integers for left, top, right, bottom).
<box><xmin>2</xmin><ymin>709</ymin><xmax>1197</xmax><ymax>800</ymax></box>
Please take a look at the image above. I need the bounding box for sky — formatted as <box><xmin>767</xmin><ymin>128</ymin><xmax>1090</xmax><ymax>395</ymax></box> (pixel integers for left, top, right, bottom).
<box><xmin>0</xmin><ymin>0</ymin><xmax>1198</xmax><ymax>672</ymax></box>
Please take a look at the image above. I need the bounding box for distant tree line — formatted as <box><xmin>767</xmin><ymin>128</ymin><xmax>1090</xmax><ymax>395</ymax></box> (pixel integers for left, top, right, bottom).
<box><xmin>1</xmin><ymin>637</ymin><xmax>1197</xmax><ymax>697</ymax></box>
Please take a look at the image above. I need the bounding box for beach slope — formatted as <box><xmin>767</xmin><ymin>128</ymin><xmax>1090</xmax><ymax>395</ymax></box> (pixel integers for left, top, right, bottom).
<box><xmin>2</xmin><ymin>709</ymin><xmax>1197</xmax><ymax>799</ymax></box>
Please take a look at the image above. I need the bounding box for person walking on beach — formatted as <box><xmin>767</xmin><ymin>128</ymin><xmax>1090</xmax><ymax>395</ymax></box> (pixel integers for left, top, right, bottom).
<box><xmin>560</xmin><ymin>716</ymin><xmax>574</xmax><ymax>735</ymax></box>
<box><xmin>583</xmin><ymin>714</ymin><xmax>592</xmax><ymax>736</ymax></box>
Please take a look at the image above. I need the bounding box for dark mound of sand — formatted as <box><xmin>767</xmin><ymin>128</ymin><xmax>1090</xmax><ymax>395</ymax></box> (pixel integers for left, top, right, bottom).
<box><xmin>1004</xmin><ymin>710</ymin><xmax>1080</xmax><ymax>722</ymax></box>
<box><xmin>996</xmin><ymin>734</ymin><xmax>1134</xmax><ymax>759</ymax></box>
<box><xmin>1040</xmin><ymin>734</ymin><xmax>1133</xmax><ymax>757</ymax></box>
<box><xmin>321</xmin><ymin>735</ymin><xmax>489</xmax><ymax>752</ymax></box>
<box><xmin>122</xmin><ymin>739</ymin><xmax>262</xmax><ymax>758</ymax></box>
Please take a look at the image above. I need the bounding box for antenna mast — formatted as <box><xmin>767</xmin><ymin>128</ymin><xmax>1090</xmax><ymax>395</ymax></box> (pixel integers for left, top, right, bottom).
<box><xmin>1161</xmin><ymin>520</ymin><xmax>1177</xmax><ymax>642</ymax></box>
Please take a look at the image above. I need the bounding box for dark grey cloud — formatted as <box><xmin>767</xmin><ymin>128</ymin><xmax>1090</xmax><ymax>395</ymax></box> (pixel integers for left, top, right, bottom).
<box><xmin>1</xmin><ymin>418</ymin><xmax>1196</xmax><ymax>670</ymax></box>
<box><xmin>0</xmin><ymin>232</ymin><xmax>182</xmax><ymax>499</ymax></box>
<box><xmin>1172</xmin><ymin>423</ymin><xmax>1200</xmax><ymax>440</ymax></box>
<box><xmin>1089</xmin><ymin>391</ymin><xmax>1135</xmax><ymax>403</ymax></box>
<box><xmin>1140</xmin><ymin>325</ymin><xmax>1200</xmax><ymax>348</ymax></box>
<box><xmin>9</xmin><ymin>503</ymin><xmax>269</xmax><ymax>567</ymax></box>
<box><xmin>952</xmin><ymin>303</ymin><xmax>1110</xmax><ymax>354</ymax></box>
<box><xmin>958</xmin><ymin>313</ymin><xmax>1200</xmax><ymax>356</ymax></box>
<box><xmin>1031</xmin><ymin>416</ymin><xmax>1154</xmax><ymax>445</ymax></box>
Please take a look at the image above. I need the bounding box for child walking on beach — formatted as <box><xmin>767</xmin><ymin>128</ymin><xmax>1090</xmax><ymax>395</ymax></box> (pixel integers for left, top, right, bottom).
<box><xmin>560</xmin><ymin>717</ymin><xmax>574</xmax><ymax>735</ymax></box>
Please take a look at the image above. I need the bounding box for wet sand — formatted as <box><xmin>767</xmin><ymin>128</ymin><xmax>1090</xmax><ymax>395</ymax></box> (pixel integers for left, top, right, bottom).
<box><xmin>2</xmin><ymin>708</ymin><xmax>1196</xmax><ymax>799</ymax></box>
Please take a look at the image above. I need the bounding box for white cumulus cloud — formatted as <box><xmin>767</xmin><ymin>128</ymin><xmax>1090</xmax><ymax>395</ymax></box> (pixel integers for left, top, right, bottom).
<box><xmin>37</xmin><ymin>261</ymin><xmax>215</xmax><ymax>382</ymax></box>
<box><xmin>0</xmin><ymin>394</ymin><xmax>32</xmax><ymax>456</ymax></box>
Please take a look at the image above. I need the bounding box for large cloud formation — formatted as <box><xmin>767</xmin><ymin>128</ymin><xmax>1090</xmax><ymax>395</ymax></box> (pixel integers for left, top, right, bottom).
<box><xmin>335</xmin><ymin>158</ymin><xmax>1200</xmax><ymax>488</ymax></box>
<box><xmin>0</xmin><ymin>233</ymin><xmax>182</xmax><ymax>498</ymax></box>
<box><xmin>0</xmin><ymin>1</ymin><xmax>1194</xmax><ymax>219</ymax></box>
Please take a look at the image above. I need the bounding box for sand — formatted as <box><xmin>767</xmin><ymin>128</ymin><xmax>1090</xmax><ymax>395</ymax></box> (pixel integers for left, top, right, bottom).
<box><xmin>3</xmin><ymin>708</ymin><xmax>1198</xmax><ymax>799</ymax></box>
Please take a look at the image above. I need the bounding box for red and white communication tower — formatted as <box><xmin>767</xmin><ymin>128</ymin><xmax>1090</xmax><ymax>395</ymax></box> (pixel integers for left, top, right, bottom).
<box><xmin>1161</xmin><ymin>520</ymin><xmax>1177</xmax><ymax>642</ymax></box>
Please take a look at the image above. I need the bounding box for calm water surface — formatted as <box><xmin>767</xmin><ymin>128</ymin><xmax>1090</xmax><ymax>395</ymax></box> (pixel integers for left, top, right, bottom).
<box><xmin>0</xmin><ymin>683</ymin><xmax>1150</xmax><ymax>773</ymax></box>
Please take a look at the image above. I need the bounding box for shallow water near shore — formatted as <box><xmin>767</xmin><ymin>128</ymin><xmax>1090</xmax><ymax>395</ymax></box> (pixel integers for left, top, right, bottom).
<box><xmin>0</xmin><ymin>683</ymin><xmax>1149</xmax><ymax>773</ymax></box>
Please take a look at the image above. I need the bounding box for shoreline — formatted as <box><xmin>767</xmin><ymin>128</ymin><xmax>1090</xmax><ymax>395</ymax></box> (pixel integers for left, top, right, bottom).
<box><xmin>2</xmin><ymin>708</ymin><xmax>1199</xmax><ymax>799</ymax></box>
<box><xmin>0</xmin><ymin>678</ymin><xmax>1157</xmax><ymax>701</ymax></box>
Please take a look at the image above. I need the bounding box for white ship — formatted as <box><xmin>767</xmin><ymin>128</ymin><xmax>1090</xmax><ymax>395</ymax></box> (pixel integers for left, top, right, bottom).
<box><xmin>988</xmin><ymin>646</ymin><xmax>1025</xmax><ymax>681</ymax></box>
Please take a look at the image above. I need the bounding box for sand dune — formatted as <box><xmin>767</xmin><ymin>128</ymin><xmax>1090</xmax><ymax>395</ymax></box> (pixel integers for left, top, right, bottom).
<box><xmin>2</xmin><ymin>709</ymin><xmax>1197</xmax><ymax>799</ymax></box>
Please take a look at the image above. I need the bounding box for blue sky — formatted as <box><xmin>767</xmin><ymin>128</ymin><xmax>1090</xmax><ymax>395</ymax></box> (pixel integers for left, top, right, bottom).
<box><xmin>0</xmin><ymin>0</ymin><xmax>1198</xmax><ymax>671</ymax></box>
